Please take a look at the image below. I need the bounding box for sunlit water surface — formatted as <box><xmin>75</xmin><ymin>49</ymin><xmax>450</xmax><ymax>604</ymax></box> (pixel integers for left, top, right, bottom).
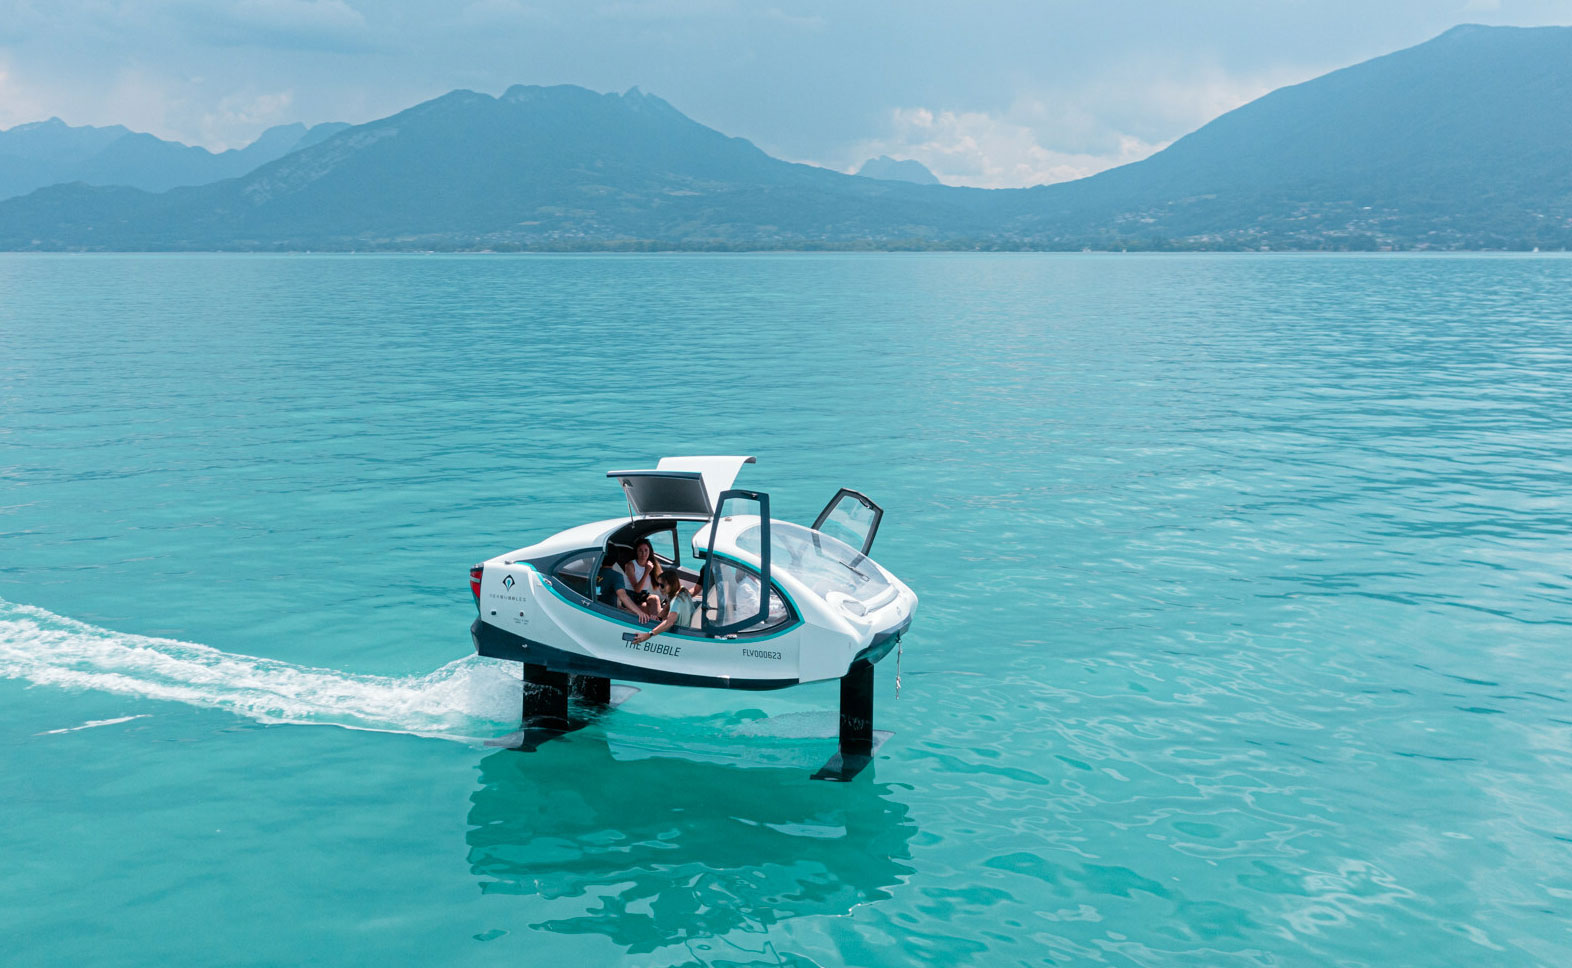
<box><xmin>3</xmin><ymin>252</ymin><xmax>1571</xmax><ymax>966</ymax></box>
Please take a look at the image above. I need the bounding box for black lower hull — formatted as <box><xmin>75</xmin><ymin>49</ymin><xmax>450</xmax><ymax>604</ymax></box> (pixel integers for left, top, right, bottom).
<box><xmin>473</xmin><ymin>615</ymin><xmax>908</xmax><ymax>781</ymax></box>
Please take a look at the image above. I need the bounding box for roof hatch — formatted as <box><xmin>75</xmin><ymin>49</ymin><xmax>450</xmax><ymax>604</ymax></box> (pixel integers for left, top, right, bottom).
<box><xmin>607</xmin><ymin>455</ymin><xmax>755</xmax><ymax>517</ymax></box>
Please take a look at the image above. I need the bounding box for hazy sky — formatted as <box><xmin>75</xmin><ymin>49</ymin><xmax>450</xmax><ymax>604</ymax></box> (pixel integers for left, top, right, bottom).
<box><xmin>2</xmin><ymin>0</ymin><xmax>1570</xmax><ymax>187</ymax></box>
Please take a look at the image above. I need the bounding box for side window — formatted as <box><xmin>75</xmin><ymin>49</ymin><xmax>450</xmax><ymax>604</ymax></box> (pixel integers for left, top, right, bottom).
<box><xmin>704</xmin><ymin>560</ymin><xmax>791</xmax><ymax>633</ymax></box>
<box><xmin>550</xmin><ymin>552</ymin><xmax>597</xmax><ymax>600</ymax></box>
<box><xmin>651</xmin><ymin>528</ymin><xmax>679</xmax><ymax>566</ymax></box>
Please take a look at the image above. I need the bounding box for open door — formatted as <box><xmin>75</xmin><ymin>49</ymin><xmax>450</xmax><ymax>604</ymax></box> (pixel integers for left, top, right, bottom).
<box><xmin>702</xmin><ymin>489</ymin><xmax>771</xmax><ymax>636</ymax></box>
<box><xmin>811</xmin><ymin>488</ymin><xmax>883</xmax><ymax>556</ymax></box>
<box><xmin>606</xmin><ymin>470</ymin><xmax>712</xmax><ymax>516</ymax></box>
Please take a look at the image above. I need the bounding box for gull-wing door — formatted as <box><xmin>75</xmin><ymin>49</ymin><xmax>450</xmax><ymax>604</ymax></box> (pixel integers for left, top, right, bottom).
<box><xmin>656</xmin><ymin>455</ymin><xmax>755</xmax><ymax>509</ymax></box>
<box><xmin>811</xmin><ymin>488</ymin><xmax>883</xmax><ymax>556</ymax></box>
<box><xmin>607</xmin><ymin>470</ymin><xmax>712</xmax><ymax>517</ymax></box>
<box><xmin>607</xmin><ymin>456</ymin><xmax>757</xmax><ymax>518</ymax></box>
<box><xmin>701</xmin><ymin>489</ymin><xmax>772</xmax><ymax>636</ymax></box>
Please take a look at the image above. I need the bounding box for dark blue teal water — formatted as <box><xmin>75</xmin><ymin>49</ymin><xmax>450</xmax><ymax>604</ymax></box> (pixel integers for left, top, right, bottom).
<box><xmin>4</xmin><ymin>253</ymin><xmax>1571</xmax><ymax>966</ymax></box>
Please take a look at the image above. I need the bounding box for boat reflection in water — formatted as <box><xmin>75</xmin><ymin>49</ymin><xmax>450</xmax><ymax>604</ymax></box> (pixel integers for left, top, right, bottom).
<box><xmin>466</xmin><ymin>739</ymin><xmax>917</xmax><ymax>954</ymax></box>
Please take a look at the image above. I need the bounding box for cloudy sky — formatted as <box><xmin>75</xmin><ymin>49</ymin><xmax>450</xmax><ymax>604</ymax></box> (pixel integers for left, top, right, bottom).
<box><xmin>2</xmin><ymin>0</ymin><xmax>1570</xmax><ymax>187</ymax></box>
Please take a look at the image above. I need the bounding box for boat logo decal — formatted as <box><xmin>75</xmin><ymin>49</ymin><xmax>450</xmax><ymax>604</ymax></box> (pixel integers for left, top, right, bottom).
<box><xmin>502</xmin><ymin>575</ymin><xmax>515</xmax><ymax>589</ymax></box>
<box><xmin>625</xmin><ymin>638</ymin><xmax>682</xmax><ymax>657</ymax></box>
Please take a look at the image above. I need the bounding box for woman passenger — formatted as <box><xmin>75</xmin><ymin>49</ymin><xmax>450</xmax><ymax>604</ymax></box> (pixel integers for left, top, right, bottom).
<box><xmin>623</xmin><ymin>538</ymin><xmax>664</xmax><ymax>614</ymax></box>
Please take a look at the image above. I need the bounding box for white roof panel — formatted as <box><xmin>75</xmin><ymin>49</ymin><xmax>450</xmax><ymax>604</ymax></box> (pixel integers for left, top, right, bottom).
<box><xmin>655</xmin><ymin>455</ymin><xmax>756</xmax><ymax>508</ymax></box>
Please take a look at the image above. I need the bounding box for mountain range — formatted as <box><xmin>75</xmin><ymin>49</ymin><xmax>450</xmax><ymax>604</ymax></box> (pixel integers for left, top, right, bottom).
<box><xmin>0</xmin><ymin>119</ymin><xmax>349</xmax><ymax>201</ymax></box>
<box><xmin>1</xmin><ymin>24</ymin><xmax>1568</xmax><ymax>251</ymax></box>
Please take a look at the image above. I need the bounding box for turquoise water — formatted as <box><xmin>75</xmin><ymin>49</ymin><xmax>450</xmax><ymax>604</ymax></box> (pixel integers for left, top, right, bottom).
<box><xmin>4</xmin><ymin>252</ymin><xmax>1571</xmax><ymax>966</ymax></box>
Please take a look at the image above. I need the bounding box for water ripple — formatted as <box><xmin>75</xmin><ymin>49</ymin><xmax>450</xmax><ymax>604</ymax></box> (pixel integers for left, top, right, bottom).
<box><xmin>4</xmin><ymin>253</ymin><xmax>1572</xmax><ymax>965</ymax></box>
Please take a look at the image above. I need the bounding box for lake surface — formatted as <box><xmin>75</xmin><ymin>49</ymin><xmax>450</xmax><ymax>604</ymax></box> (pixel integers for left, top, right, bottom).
<box><xmin>3</xmin><ymin>252</ymin><xmax>1571</xmax><ymax>966</ymax></box>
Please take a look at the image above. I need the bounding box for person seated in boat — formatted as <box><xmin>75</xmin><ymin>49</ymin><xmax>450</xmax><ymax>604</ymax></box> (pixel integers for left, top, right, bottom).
<box><xmin>632</xmin><ymin>571</ymin><xmax>697</xmax><ymax>644</ymax></box>
<box><xmin>598</xmin><ymin>548</ymin><xmax>657</xmax><ymax>621</ymax></box>
<box><xmin>623</xmin><ymin>538</ymin><xmax>664</xmax><ymax>611</ymax></box>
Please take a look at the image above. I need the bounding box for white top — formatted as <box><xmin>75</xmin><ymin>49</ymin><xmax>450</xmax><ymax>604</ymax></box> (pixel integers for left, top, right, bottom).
<box><xmin>628</xmin><ymin>560</ymin><xmax>654</xmax><ymax>593</ymax></box>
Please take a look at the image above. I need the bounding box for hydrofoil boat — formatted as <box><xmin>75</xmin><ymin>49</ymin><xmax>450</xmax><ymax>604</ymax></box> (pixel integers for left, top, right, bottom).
<box><xmin>469</xmin><ymin>456</ymin><xmax>917</xmax><ymax>780</ymax></box>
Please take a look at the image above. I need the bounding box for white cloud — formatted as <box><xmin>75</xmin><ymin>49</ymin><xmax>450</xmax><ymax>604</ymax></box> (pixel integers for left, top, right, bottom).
<box><xmin>848</xmin><ymin>105</ymin><xmax>1167</xmax><ymax>188</ymax></box>
<box><xmin>586</xmin><ymin>0</ymin><xmax>819</xmax><ymax>31</ymax></box>
<box><xmin>0</xmin><ymin>60</ymin><xmax>50</xmax><ymax>129</ymax></box>
<box><xmin>848</xmin><ymin>67</ymin><xmax>1311</xmax><ymax>188</ymax></box>
<box><xmin>593</xmin><ymin>0</ymin><xmax>739</xmax><ymax>21</ymax></box>
<box><xmin>458</xmin><ymin>0</ymin><xmax>550</xmax><ymax>28</ymax></box>
<box><xmin>180</xmin><ymin>0</ymin><xmax>372</xmax><ymax>51</ymax></box>
<box><xmin>762</xmin><ymin>7</ymin><xmax>825</xmax><ymax>31</ymax></box>
<box><xmin>0</xmin><ymin>56</ymin><xmax>299</xmax><ymax>150</ymax></box>
<box><xmin>233</xmin><ymin>0</ymin><xmax>365</xmax><ymax>29</ymax></box>
<box><xmin>200</xmin><ymin>89</ymin><xmax>296</xmax><ymax>148</ymax></box>
<box><xmin>94</xmin><ymin>68</ymin><xmax>188</xmax><ymax>139</ymax></box>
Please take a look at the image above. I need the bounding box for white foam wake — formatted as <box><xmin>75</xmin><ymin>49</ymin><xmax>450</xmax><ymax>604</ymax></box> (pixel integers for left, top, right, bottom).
<box><xmin>0</xmin><ymin>599</ymin><xmax>522</xmax><ymax>742</ymax></box>
<box><xmin>38</xmin><ymin>715</ymin><xmax>150</xmax><ymax>735</ymax></box>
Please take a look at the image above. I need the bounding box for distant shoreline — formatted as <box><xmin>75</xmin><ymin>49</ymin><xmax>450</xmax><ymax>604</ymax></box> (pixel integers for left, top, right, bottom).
<box><xmin>2</xmin><ymin>240</ymin><xmax>1568</xmax><ymax>255</ymax></box>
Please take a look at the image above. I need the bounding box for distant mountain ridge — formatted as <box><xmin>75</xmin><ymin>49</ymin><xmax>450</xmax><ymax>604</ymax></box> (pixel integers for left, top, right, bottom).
<box><xmin>2</xmin><ymin>25</ymin><xmax>1570</xmax><ymax>250</ymax></box>
<box><xmin>856</xmin><ymin>156</ymin><xmax>941</xmax><ymax>186</ymax></box>
<box><xmin>0</xmin><ymin>118</ymin><xmax>350</xmax><ymax>200</ymax></box>
<box><xmin>1002</xmin><ymin>23</ymin><xmax>1572</xmax><ymax>248</ymax></box>
<box><xmin>0</xmin><ymin>85</ymin><xmax>989</xmax><ymax>249</ymax></box>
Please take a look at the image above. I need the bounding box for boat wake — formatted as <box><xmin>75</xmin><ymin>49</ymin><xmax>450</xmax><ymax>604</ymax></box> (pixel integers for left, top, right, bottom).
<box><xmin>0</xmin><ymin>599</ymin><xmax>522</xmax><ymax>742</ymax></box>
<box><xmin>1</xmin><ymin>599</ymin><xmax>881</xmax><ymax>760</ymax></box>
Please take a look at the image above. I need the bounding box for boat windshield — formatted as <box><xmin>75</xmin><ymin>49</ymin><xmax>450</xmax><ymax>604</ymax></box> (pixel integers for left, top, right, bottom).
<box><xmin>735</xmin><ymin>521</ymin><xmax>893</xmax><ymax>605</ymax></box>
